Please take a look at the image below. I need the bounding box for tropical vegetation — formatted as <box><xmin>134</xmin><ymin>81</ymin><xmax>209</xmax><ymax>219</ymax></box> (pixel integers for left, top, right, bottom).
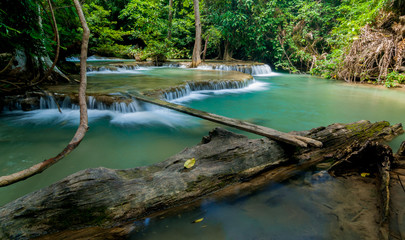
<box><xmin>0</xmin><ymin>0</ymin><xmax>405</xmax><ymax>91</ymax></box>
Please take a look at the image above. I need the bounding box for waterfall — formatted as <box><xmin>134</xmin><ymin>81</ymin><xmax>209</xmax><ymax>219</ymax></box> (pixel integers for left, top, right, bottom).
<box><xmin>3</xmin><ymin>78</ymin><xmax>257</xmax><ymax>112</ymax></box>
<box><xmin>162</xmin><ymin>63</ymin><xmax>181</xmax><ymax>68</ymax></box>
<box><xmin>196</xmin><ymin>64</ymin><xmax>273</xmax><ymax>76</ymax></box>
<box><xmin>162</xmin><ymin>85</ymin><xmax>192</xmax><ymax>101</ymax></box>
<box><xmin>86</xmin><ymin>65</ymin><xmax>140</xmax><ymax>73</ymax></box>
<box><xmin>37</xmin><ymin>96</ymin><xmax>151</xmax><ymax>113</ymax></box>
<box><xmin>66</xmin><ymin>56</ymin><xmax>119</xmax><ymax>62</ymax></box>
<box><xmin>251</xmin><ymin>65</ymin><xmax>273</xmax><ymax>76</ymax></box>
<box><xmin>162</xmin><ymin>79</ymin><xmax>254</xmax><ymax>101</ymax></box>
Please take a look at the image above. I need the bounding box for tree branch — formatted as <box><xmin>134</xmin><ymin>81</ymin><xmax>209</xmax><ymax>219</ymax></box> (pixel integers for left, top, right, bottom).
<box><xmin>0</xmin><ymin>0</ymin><xmax>89</xmax><ymax>187</ymax></box>
<box><xmin>32</xmin><ymin>0</ymin><xmax>60</xmax><ymax>86</ymax></box>
<box><xmin>0</xmin><ymin>56</ymin><xmax>14</xmax><ymax>75</ymax></box>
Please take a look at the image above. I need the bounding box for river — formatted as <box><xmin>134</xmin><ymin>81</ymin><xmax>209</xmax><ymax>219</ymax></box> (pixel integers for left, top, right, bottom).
<box><xmin>0</xmin><ymin>63</ymin><xmax>404</xmax><ymax>238</ymax></box>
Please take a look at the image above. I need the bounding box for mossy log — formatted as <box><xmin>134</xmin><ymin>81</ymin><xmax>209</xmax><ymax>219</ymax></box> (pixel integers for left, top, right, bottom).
<box><xmin>0</xmin><ymin>120</ymin><xmax>403</xmax><ymax>239</ymax></box>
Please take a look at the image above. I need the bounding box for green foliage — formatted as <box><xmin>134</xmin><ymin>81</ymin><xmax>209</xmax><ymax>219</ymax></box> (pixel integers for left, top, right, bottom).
<box><xmin>83</xmin><ymin>2</ymin><xmax>130</xmax><ymax>56</ymax></box>
<box><xmin>2</xmin><ymin>0</ymin><xmax>396</xmax><ymax>78</ymax></box>
<box><xmin>384</xmin><ymin>77</ymin><xmax>396</xmax><ymax>88</ymax></box>
<box><xmin>120</xmin><ymin>0</ymin><xmax>166</xmax><ymax>42</ymax></box>
<box><xmin>0</xmin><ymin>0</ymin><xmax>46</xmax><ymax>56</ymax></box>
<box><xmin>385</xmin><ymin>71</ymin><xmax>405</xmax><ymax>87</ymax></box>
<box><xmin>329</xmin><ymin>0</ymin><xmax>389</xmax><ymax>49</ymax></box>
<box><xmin>119</xmin><ymin>0</ymin><xmax>194</xmax><ymax>59</ymax></box>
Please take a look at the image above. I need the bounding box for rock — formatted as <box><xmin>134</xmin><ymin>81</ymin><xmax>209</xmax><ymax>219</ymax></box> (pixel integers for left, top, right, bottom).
<box><xmin>0</xmin><ymin>121</ymin><xmax>403</xmax><ymax>239</ymax></box>
<box><xmin>397</xmin><ymin>141</ymin><xmax>405</xmax><ymax>156</ymax></box>
<box><xmin>20</xmin><ymin>97</ymin><xmax>40</xmax><ymax>111</ymax></box>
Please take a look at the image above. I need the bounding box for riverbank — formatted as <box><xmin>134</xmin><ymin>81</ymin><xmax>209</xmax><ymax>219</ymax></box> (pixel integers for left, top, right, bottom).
<box><xmin>342</xmin><ymin>81</ymin><xmax>405</xmax><ymax>92</ymax></box>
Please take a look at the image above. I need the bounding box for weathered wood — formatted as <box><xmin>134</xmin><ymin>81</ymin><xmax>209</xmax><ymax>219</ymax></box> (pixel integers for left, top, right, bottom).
<box><xmin>0</xmin><ymin>120</ymin><xmax>402</xmax><ymax>239</ymax></box>
<box><xmin>126</xmin><ymin>92</ymin><xmax>323</xmax><ymax>148</ymax></box>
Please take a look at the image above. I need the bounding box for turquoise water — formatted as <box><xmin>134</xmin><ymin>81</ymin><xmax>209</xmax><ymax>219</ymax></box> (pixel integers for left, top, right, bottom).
<box><xmin>1</xmin><ymin>70</ymin><xmax>404</xmax><ymax>238</ymax></box>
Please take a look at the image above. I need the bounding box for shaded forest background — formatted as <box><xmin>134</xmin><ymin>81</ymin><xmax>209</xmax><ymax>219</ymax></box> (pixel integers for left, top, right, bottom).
<box><xmin>1</xmin><ymin>0</ymin><xmax>405</xmax><ymax>88</ymax></box>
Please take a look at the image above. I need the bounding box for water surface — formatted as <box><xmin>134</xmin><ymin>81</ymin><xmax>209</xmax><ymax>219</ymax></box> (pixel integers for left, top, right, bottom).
<box><xmin>1</xmin><ymin>69</ymin><xmax>404</xmax><ymax>239</ymax></box>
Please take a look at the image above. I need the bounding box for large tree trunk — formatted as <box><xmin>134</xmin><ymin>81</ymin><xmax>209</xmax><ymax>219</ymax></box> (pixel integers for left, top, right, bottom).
<box><xmin>190</xmin><ymin>0</ymin><xmax>201</xmax><ymax>68</ymax></box>
<box><xmin>167</xmin><ymin>0</ymin><xmax>173</xmax><ymax>40</ymax></box>
<box><xmin>223</xmin><ymin>40</ymin><xmax>233</xmax><ymax>61</ymax></box>
<box><xmin>0</xmin><ymin>120</ymin><xmax>402</xmax><ymax>239</ymax></box>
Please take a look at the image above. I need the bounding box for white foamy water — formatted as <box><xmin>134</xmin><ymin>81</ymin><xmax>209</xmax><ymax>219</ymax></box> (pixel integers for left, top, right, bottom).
<box><xmin>66</xmin><ymin>55</ymin><xmax>132</xmax><ymax>62</ymax></box>
<box><xmin>87</xmin><ymin>68</ymin><xmax>149</xmax><ymax>75</ymax></box>
<box><xmin>13</xmin><ymin>108</ymin><xmax>196</xmax><ymax>128</ymax></box>
<box><xmin>171</xmin><ymin>81</ymin><xmax>270</xmax><ymax>103</ymax></box>
<box><xmin>86</xmin><ymin>65</ymin><xmax>150</xmax><ymax>75</ymax></box>
<box><xmin>196</xmin><ymin>64</ymin><xmax>277</xmax><ymax>76</ymax></box>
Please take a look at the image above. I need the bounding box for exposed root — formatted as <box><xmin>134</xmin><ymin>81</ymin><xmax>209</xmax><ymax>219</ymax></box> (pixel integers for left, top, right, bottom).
<box><xmin>338</xmin><ymin>13</ymin><xmax>405</xmax><ymax>82</ymax></box>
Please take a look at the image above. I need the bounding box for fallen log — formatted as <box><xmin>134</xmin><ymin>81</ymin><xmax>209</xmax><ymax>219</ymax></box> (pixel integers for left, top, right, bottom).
<box><xmin>125</xmin><ymin>92</ymin><xmax>322</xmax><ymax>148</ymax></box>
<box><xmin>389</xmin><ymin>142</ymin><xmax>405</xmax><ymax>240</ymax></box>
<box><xmin>0</xmin><ymin>120</ymin><xmax>402</xmax><ymax>239</ymax></box>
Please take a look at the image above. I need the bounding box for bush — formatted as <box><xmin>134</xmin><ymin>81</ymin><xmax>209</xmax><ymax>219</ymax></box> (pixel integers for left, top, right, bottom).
<box><xmin>386</xmin><ymin>71</ymin><xmax>405</xmax><ymax>87</ymax></box>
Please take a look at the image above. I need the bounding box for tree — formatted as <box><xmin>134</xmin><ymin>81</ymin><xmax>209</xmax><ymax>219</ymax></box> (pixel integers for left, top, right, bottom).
<box><xmin>0</xmin><ymin>0</ymin><xmax>89</xmax><ymax>187</ymax></box>
<box><xmin>0</xmin><ymin>0</ymin><xmax>71</xmax><ymax>94</ymax></box>
<box><xmin>190</xmin><ymin>0</ymin><xmax>201</xmax><ymax>67</ymax></box>
<box><xmin>168</xmin><ymin>0</ymin><xmax>173</xmax><ymax>40</ymax></box>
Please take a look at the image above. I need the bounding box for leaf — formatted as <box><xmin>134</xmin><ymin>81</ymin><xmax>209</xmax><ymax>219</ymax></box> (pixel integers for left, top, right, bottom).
<box><xmin>361</xmin><ymin>172</ymin><xmax>370</xmax><ymax>177</ymax></box>
<box><xmin>184</xmin><ymin>158</ymin><xmax>196</xmax><ymax>169</ymax></box>
<box><xmin>192</xmin><ymin>218</ymin><xmax>204</xmax><ymax>223</ymax></box>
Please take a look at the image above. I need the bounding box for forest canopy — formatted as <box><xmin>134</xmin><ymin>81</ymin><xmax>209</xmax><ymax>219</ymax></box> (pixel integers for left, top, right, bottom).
<box><xmin>0</xmin><ymin>0</ymin><xmax>404</xmax><ymax>87</ymax></box>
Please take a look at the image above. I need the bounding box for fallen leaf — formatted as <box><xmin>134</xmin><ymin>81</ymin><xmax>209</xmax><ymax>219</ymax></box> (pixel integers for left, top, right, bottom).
<box><xmin>361</xmin><ymin>172</ymin><xmax>370</xmax><ymax>177</ymax></box>
<box><xmin>192</xmin><ymin>218</ymin><xmax>204</xmax><ymax>223</ymax></box>
<box><xmin>184</xmin><ymin>158</ymin><xmax>196</xmax><ymax>169</ymax></box>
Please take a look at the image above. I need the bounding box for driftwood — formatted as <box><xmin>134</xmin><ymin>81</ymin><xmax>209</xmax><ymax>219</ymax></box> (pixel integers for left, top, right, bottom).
<box><xmin>127</xmin><ymin>92</ymin><xmax>322</xmax><ymax>148</ymax></box>
<box><xmin>0</xmin><ymin>120</ymin><xmax>402</xmax><ymax>239</ymax></box>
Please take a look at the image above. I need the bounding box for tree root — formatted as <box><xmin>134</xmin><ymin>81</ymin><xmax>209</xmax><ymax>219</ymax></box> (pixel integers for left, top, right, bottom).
<box><xmin>339</xmin><ymin>13</ymin><xmax>405</xmax><ymax>82</ymax></box>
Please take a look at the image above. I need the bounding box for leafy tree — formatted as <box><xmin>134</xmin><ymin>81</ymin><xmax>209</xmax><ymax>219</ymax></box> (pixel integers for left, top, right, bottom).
<box><xmin>83</xmin><ymin>2</ymin><xmax>130</xmax><ymax>57</ymax></box>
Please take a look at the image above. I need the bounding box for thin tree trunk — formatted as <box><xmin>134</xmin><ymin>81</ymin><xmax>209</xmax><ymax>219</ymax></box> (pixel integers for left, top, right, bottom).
<box><xmin>202</xmin><ymin>34</ymin><xmax>209</xmax><ymax>62</ymax></box>
<box><xmin>0</xmin><ymin>0</ymin><xmax>89</xmax><ymax>187</ymax></box>
<box><xmin>167</xmin><ymin>0</ymin><xmax>173</xmax><ymax>40</ymax></box>
<box><xmin>127</xmin><ymin>92</ymin><xmax>322</xmax><ymax>148</ymax></box>
<box><xmin>33</xmin><ymin>0</ymin><xmax>60</xmax><ymax>85</ymax></box>
<box><xmin>190</xmin><ymin>0</ymin><xmax>201</xmax><ymax>68</ymax></box>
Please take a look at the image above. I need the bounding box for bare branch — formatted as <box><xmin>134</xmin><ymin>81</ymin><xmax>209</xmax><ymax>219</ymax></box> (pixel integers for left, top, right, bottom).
<box><xmin>0</xmin><ymin>0</ymin><xmax>89</xmax><ymax>187</ymax></box>
<box><xmin>0</xmin><ymin>56</ymin><xmax>14</xmax><ymax>75</ymax></box>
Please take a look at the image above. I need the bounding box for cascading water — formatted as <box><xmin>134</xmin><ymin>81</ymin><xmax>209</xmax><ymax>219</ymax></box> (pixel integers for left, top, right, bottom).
<box><xmin>38</xmin><ymin>96</ymin><xmax>150</xmax><ymax>113</ymax></box>
<box><xmin>86</xmin><ymin>65</ymin><xmax>141</xmax><ymax>73</ymax></box>
<box><xmin>196</xmin><ymin>64</ymin><xmax>274</xmax><ymax>76</ymax></box>
<box><xmin>251</xmin><ymin>65</ymin><xmax>273</xmax><ymax>76</ymax></box>
<box><xmin>162</xmin><ymin>79</ymin><xmax>255</xmax><ymax>101</ymax></box>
